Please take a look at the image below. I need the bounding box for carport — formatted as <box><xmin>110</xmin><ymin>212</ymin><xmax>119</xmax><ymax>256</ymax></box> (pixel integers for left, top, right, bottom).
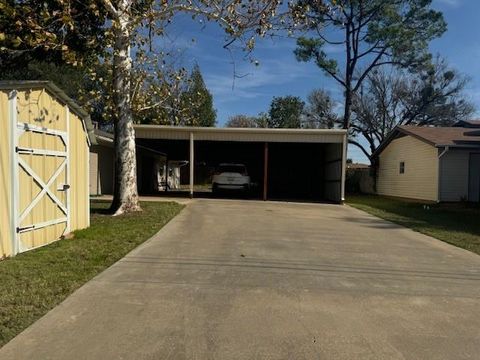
<box><xmin>134</xmin><ymin>125</ymin><xmax>347</xmax><ymax>203</ymax></box>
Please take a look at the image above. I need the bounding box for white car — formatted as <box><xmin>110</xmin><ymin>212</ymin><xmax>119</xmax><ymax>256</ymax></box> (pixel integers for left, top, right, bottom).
<box><xmin>212</xmin><ymin>163</ymin><xmax>251</xmax><ymax>193</ymax></box>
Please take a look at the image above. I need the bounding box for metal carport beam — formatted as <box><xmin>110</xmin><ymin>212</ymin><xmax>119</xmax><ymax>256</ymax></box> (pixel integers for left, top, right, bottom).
<box><xmin>341</xmin><ymin>133</ymin><xmax>347</xmax><ymax>202</ymax></box>
<box><xmin>189</xmin><ymin>131</ymin><xmax>194</xmax><ymax>198</ymax></box>
<box><xmin>263</xmin><ymin>142</ymin><xmax>268</xmax><ymax>201</ymax></box>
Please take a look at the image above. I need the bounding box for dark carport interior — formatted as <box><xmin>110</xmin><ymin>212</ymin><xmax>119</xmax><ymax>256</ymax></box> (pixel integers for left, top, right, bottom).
<box><xmin>136</xmin><ymin>136</ymin><xmax>344</xmax><ymax>202</ymax></box>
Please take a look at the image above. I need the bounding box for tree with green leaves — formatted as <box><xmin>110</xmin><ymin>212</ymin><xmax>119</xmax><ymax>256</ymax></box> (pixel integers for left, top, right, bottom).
<box><xmin>2</xmin><ymin>0</ymin><xmax>288</xmax><ymax>214</ymax></box>
<box><xmin>181</xmin><ymin>64</ymin><xmax>216</xmax><ymax>127</ymax></box>
<box><xmin>268</xmin><ymin>96</ymin><xmax>305</xmax><ymax>128</ymax></box>
<box><xmin>350</xmin><ymin>58</ymin><xmax>475</xmax><ymax>163</ymax></box>
<box><xmin>132</xmin><ymin>62</ymin><xmax>194</xmax><ymax>127</ymax></box>
<box><xmin>255</xmin><ymin>112</ymin><xmax>270</xmax><ymax>128</ymax></box>
<box><xmin>102</xmin><ymin>0</ymin><xmax>287</xmax><ymax>214</ymax></box>
<box><xmin>1</xmin><ymin>60</ymin><xmax>88</xmax><ymax>101</ymax></box>
<box><xmin>0</xmin><ymin>0</ymin><xmax>106</xmax><ymax>67</ymax></box>
<box><xmin>293</xmin><ymin>0</ymin><xmax>447</xmax><ymax>130</ymax></box>
<box><xmin>0</xmin><ymin>0</ymin><xmax>108</xmax><ymax>123</ymax></box>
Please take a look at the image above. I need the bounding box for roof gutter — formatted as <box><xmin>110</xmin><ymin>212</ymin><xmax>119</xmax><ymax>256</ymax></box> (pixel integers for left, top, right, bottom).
<box><xmin>437</xmin><ymin>146</ymin><xmax>450</xmax><ymax>203</ymax></box>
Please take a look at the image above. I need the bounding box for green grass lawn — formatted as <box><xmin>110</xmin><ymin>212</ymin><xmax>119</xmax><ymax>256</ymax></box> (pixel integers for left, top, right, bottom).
<box><xmin>0</xmin><ymin>200</ymin><xmax>184</xmax><ymax>348</ymax></box>
<box><xmin>347</xmin><ymin>195</ymin><xmax>480</xmax><ymax>256</ymax></box>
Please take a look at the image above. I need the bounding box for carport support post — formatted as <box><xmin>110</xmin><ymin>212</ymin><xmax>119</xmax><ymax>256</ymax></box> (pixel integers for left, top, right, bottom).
<box><xmin>189</xmin><ymin>132</ymin><xmax>194</xmax><ymax>198</ymax></box>
<box><xmin>263</xmin><ymin>142</ymin><xmax>268</xmax><ymax>201</ymax></box>
<box><xmin>341</xmin><ymin>134</ymin><xmax>347</xmax><ymax>203</ymax></box>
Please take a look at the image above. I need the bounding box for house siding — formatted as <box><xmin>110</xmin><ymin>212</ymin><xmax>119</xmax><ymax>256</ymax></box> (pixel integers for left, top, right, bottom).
<box><xmin>89</xmin><ymin>144</ymin><xmax>115</xmax><ymax>195</ymax></box>
<box><xmin>439</xmin><ymin>149</ymin><xmax>480</xmax><ymax>202</ymax></box>
<box><xmin>89</xmin><ymin>151</ymin><xmax>99</xmax><ymax>195</ymax></box>
<box><xmin>377</xmin><ymin>135</ymin><xmax>438</xmax><ymax>201</ymax></box>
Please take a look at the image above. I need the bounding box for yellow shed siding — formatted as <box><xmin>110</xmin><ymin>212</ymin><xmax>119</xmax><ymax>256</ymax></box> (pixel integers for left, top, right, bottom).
<box><xmin>0</xmin><ymin>85</ymin><xmax>91</xmax><ymax>258</ymax></box>
<box><xmin>0</xmin><ymin>91</ymin><xmax>12</xmax><ymax>258</ymax></box>
<box><xmin>377</xmin><ymin>135</ymin><xmax>439</xmax><ymax>201</ymax></box>
<box><xmin>69</xmin><ymin>112</ymin><xmax>90</xmax><ymax>231</ymax></box>
<box><xmin>16</xmin><ymin>89</ymin><xmax>67</xmax><ymax>131</ymax></box>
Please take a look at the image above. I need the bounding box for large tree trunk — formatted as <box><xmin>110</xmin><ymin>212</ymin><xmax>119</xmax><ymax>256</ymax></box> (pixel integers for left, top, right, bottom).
<box><xmin>110</xmin><ymin>5</ymin><xmax>140</xmax><ymax>215</ymax></box>
<box><xmin>343</xmin><ymin>88</ymin><xmax>352</xmax><ymax>130</ymax></box>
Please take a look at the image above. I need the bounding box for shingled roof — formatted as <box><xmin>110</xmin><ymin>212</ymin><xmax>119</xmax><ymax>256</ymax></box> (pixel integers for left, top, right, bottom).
<box><xmin>398</xmin><ymin>125</ymin><xmax>480</xmax><ymax>146</ymax></box>
<box><xmin>453</xmin><ymin>119</ymin><xmax>480</xmax><ymax>128</ymax></box>
<box><xmin>373</xmin><ymin>125</ymin><xmax>480</xmax><ymax>158</ymax></box>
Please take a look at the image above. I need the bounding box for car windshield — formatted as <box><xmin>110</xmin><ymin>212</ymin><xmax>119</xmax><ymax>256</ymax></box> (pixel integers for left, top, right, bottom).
<box><xmin>218</xmin><ymin>165</ymin><xmax>247</xmax><ymax>175</ymax></box>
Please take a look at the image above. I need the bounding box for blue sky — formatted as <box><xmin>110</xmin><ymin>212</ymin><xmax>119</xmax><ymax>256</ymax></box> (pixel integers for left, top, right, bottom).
<box><xmin>167</xmin><ymin>0</ymin><xmax>479</xmax><ymax>162</ymax></box>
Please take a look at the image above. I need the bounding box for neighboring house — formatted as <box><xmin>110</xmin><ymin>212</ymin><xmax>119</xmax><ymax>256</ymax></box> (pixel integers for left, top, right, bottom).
<box><xmin>452</xmin><ymin>119</ymin><xmax>480</xmax><ymax>128</ymax></box>
<box><xmin>90</xmin><ymin>129</ymin><xmax>167</xmax><ymax>195</ymax></box>
<box><xmin>373</xmin><ymin>125</ymin><xmax>480</xmax><ymax>202</ymax></box>
<box><xmin>90</xmin><ymin>130</ymin><xmax>115</xmax><ymax>195</ymax></box>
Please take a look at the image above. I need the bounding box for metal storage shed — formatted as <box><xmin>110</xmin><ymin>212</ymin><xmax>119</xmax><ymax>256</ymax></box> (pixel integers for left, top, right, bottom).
<box><xmin>0</xmin><ymin>81</ymin><xmax>95</xmax><ymax>258</ymax></box>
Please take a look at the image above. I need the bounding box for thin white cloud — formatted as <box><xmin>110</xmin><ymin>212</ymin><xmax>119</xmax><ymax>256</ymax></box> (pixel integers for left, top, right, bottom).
<box><xmin>204</xmin><ymin>57</ymin><xmax>316</xmax><ymax>104</ymax></box>
<box><xmin>434</xmin><ymin>0</ymin><xmax>462</xmax><ymax>7</ymax></box>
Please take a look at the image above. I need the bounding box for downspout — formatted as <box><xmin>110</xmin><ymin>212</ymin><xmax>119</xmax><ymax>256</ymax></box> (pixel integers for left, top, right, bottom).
<box><xmin>437</xmin><ymin>146</ymin><xmax>449</xmax><ymax>203</ymax></box>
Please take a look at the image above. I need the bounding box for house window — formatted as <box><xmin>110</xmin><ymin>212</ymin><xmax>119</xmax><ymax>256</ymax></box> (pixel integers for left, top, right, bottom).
<box><xmin>399</xmin><ymin>161</ymin><xmax>405</xmax><ymax>174</ymax></box>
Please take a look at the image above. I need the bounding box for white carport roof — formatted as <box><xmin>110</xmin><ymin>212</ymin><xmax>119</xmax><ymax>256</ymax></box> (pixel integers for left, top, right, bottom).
<box><xmin>134</xmin><ymin>125</ymin><xmax>347</xmax><ymax>143</ymax></box>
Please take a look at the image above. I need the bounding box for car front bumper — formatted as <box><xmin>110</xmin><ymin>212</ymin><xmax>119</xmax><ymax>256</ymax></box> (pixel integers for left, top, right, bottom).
<box><xmin>214</xmin><ymin>183</ymin><xmax>249</xmax><ymax>190</ymax></box>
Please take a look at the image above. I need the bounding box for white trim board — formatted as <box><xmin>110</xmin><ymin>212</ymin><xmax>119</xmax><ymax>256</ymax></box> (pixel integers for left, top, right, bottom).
<box><xmin>9</xmin><ymin>90</ymin><xmax>19</xmax><ymax>255</ymax></box>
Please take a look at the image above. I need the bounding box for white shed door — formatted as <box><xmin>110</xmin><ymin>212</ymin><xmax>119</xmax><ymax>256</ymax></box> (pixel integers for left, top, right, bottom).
<box><xmin>13</xmin><ymin>122</ymin><xmax>70</xmax><ymax>253</ymax></box>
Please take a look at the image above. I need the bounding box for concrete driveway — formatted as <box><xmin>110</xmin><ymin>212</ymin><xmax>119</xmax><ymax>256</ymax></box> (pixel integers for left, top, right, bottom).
<box><xmin>2</xmin><ymin>199</ymin><xmax>480</xmax><ymax>359</ymax></box>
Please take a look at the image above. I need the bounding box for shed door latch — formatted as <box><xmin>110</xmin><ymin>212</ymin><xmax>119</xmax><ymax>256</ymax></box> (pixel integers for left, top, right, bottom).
<box><xmin>58</xmin><ymin>184</ymin><xmax>70</xmax><ymax>191</ymax></box>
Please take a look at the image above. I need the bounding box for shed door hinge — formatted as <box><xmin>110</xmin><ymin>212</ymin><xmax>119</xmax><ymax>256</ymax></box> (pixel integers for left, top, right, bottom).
<box><xmin>17</xmin><ymin>225</ymin><xmax>35</xmax><ymax>233</ymax></box>
<box><xmin>16</xmin><ymin>146</ymin><xmax>34</xmax><ymax>153</ymax></box>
